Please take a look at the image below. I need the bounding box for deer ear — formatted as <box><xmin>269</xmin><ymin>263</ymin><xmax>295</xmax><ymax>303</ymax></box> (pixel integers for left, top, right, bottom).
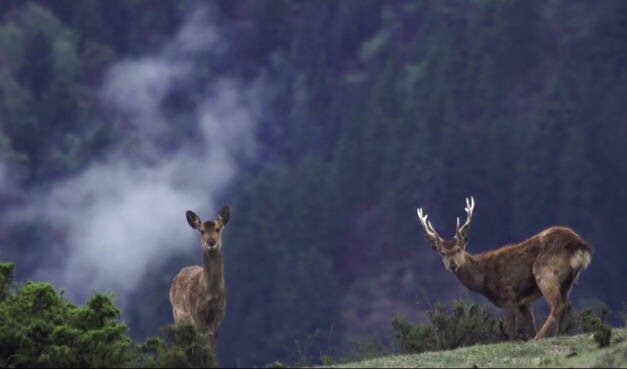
<box><xmin>457</xmin><ymin>226</ymin><xmax>470</xmax><ymax>248</ymax></box>
<box><xmin>424</xmin><ymin>235</ymin><xmax>440</xmax><ymax>252</ymax></box>
<box><xmin>186</xmin><ymin>210</ymin><xmax>202</xmax><ymax>230</ymax></box>
<box><xmin>218</xmin><ymin>206</ymin><xmax>230</xmax><ymax>226</ymax></box>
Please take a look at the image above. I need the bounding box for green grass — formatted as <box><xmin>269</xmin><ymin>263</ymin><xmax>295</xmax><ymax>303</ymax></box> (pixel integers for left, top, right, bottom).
<box><xmin>325</xmin><ymin>328</ymin><xmax>626</xmax><ymax>368</ymax></box>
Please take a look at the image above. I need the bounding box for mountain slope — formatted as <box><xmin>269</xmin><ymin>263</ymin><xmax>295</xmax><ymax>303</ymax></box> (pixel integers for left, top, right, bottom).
<box><xmin>330</xmin><ymin>328</ymin><xmax>626</xmax><ymax>368</ymax></box>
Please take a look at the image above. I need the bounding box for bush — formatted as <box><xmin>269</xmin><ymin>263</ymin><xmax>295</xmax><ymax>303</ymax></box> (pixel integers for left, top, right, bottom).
<box><xmin>393</xmin><ymin>301</ymin><xmax>503</xmax><ymax>354</ymax></box>
<box><xmin>392</xmin><ymin>315</ymin><xmax>437</xmax><ymax>353</ymax></box>
<box><xmin>561</xmin><ymin>303</ymin><xmax>613</xmax><ymax>348</ymax></box>
<box><xmin>0</xmin><ymin>276</ymin><xmax>135</xmax><ymax>367</ymax></box>
<box><xmin>0</xmin><ymin>260</ymin><xmax>216</xmax><ymax>368</ymax></box>
<box><xmin>561</xmin><ymin>303</ymin><xmax>610</xmax><ymax>335</ymax></box>
<box><xmin>0</xmin><ymin>262</ymin><xmax>15</xmax><ymax>302</ymax></box>
<box><xmin>138</xmin><ymin>322</ymin><xmax>217</xmax><ymax>368</ymax></box>
<box><xmin>593</xmin><ymin>324</ymin><xmax>612</xmax><ymax>348</ymax></box>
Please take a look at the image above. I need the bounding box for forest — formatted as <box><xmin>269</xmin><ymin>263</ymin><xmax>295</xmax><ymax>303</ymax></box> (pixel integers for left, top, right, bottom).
<box><xmin>0</xmin><ymin>0</ymin><xmax>626</xmax><ymax>367</ymax></box>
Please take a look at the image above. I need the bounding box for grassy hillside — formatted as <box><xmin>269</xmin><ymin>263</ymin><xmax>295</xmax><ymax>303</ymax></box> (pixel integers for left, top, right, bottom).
<box><xmin>328</xmin><ymin>328</ymin><xmax>626</xmax><ymax>368</ymax></box>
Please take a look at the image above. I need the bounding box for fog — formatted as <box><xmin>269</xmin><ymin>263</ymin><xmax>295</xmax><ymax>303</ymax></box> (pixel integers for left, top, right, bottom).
<box><xmin>9</xmin><ymin>7</ymin><xmax>260</xmax><ymax>309</ymax></box>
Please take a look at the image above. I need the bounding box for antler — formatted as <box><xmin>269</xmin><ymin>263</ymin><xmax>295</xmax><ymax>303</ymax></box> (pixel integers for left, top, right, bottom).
<box><xmin>417</xmin><ymin>207</ymin><xmax>443</xmax><ymax>242</ymax></box>
<box><xmin>455</xmin><ymin>196</ymin><xmax>475</xmax><ymax>239</ymax></box>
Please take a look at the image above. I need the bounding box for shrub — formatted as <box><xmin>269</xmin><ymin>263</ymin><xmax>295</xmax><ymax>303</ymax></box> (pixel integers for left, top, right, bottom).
<box><xmin>561</xmin><ymin>303</ymin><xmax>610</xmax><ymax>335</ymax></box>
<box><xmin>392</xmin><ymin>315</ymin><xmax>437</xmax><ymax>353</ymax></box>
<box><xmin>0</xmin><ymin>262</ymin><xmax>14</xmax><ymax>301</ymax></box>
<box><xmin>561</xmin><ymin>303</ymin><xmax>613</xmax><ymax>348</ymax></box>
<box><xmin>0</xmin><ymin>260</ymin><xmax>216</xmax><ymax>368</ymax></box>
<box><xmin>393</xmin><ymin>301</ymin><xmax>503</xmax><ymax>354</ymax></box>
<box><xmin>593</xmin><ymin>323</ymin><xmax>612</xmax><ymax>348</ymax></box>
<box><xmin>138</xmin><ymin>322</ymin><xmax>217</xmax><ymax>368</ymax></box>
<box><xmin>0</xmin><ymin>277</ymin><xmax>135</xmax><ymax>368</ymax></box>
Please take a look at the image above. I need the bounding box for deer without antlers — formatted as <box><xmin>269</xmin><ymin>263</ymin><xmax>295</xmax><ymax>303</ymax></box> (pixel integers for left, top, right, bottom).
<box><xmin>416</xmin><ymin>197</ymin><xmax>593</xmax><ymax>340</ymax></box>
<box><xmin>169</xmin><ymin>206</ymin><xmax>230</xmax><ymax>347</ymax></box>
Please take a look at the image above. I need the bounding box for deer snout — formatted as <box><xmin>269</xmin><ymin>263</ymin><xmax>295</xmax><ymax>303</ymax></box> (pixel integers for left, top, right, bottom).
<box><xmin>208</xmin><ymin>239</ymin><xmax>217</xmax><ymax>247</ymax></box>
<box><xmin>449</xmin><ymin>261</ymin><xmax>459</xmax><ymax>272</ymax></box>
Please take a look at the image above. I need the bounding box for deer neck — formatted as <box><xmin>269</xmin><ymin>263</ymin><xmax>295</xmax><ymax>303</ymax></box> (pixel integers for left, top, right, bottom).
<box><xmin>202</xmin><ymin>249</ymin><xmax>225</xmax><ymax>296</ymax></box>
<box><xmin>452</xmin><ymin>252</ymin><xmax>485</xmax><ymax>294</ymax></box>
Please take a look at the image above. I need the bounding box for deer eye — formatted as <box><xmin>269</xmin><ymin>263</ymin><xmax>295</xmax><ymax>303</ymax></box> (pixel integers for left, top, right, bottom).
<box><xmin>200</xmin><ymin>230</ymin><xmax>205</xmax><ymax>234</ymax></box>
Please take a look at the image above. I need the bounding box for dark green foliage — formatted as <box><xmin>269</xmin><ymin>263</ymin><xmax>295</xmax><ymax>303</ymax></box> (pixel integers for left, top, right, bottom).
<box><xmin>392</xmin><ymin>315</ymin><xmax>437</xmax><ymax>354</ymax></box>
<box><xmin>0</xmin><ymin>260</ymin><xmax>215</xmax><ymax>368</ymax></box>
<box><xmin>428</xmin><ymin>302</ymin><xmax>504</xmax><ymax>350</ymax></box>
<box><xmin>593</xmin><ymin>324</ymin><xmax>612</xmax><ymax>348</ymax></box>
<box><xmin>561</xmin><ymin>303</ymin><xmax>613</xmax><ymax>348</ymax></box>
<box><xmin>0</xmin><ymin>262</ymin><xmax>14</xmax><ymax>301</ymax></box>
<box><xmin>0</xmin><ymin>3</ymin><xmax>108</xmax><ymax>183</ymax></box>
<box><xmin>0</xmin><ymin>278</ymin><xmax>135</xmax><ymax>367</ymax></box>
<box><xmin>18</xmin><ymin>31</ymin><xmax>53</xmax><ymax>100</ymax></box>
<box><xmin>0</xmin><ymin>1</ymin><xmax>188</xmax><ymax>183</ymax></box>
<box><xmin>221</xmin><ymin>159</ymin><xmax>341</xmax><ymax>366</ymax></box>
<box><xmin>393</xmin><ymin>301</ymin><xmax>503</xmax><ymax>354</ymax></box>
<box><xmin>138</xmin><ymin>322</ymin><xmax>216</xmax><ymax>368</ymax></box>
<box><xmin>562</xmin><ymin>303</ymin><xmax>611</xmax><ymax>335</ymax></box>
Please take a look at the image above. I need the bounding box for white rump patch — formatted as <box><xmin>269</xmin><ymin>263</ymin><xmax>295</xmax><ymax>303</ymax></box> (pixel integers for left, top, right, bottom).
<box><xmin>570</xmin><ymin>250</ymin><xmax>591</xmax><ymax>270</ymax></box>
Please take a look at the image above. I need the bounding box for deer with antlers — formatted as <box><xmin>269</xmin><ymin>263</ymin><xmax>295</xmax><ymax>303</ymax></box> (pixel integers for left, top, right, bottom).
<box><xmin>169</xmin><ymin>206</ymin><xmax>230</xmax><ymax>348</ymax></box>
<box><xmin>416</xmin><ymin>197</ymin><xmax>592</xmax><ymax>340</ymax></box>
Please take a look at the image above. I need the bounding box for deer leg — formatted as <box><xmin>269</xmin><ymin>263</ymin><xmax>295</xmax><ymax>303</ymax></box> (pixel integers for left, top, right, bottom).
<box><xmin>557</xmin><ymin>301</ymin><xmax>572</xmax><ymax>335</ymax></box>
<box><xmin>534</xmin><ymin>273</ymin><xmax>566</xmax><ymax>340</ymax></box>
<box><xmin>503</xmin><ymin>305</ymin><xmax>518</xmax><ymax>340</ymax></box>
<box><xmin>517</xmin><ymin>304</ymin><xmax>536</xmax><ymax>339</ymax></box>
<box><xmin>556</xmin><ymin>274</ymin><xmax>576</xmax><ymax>335</ymax></box>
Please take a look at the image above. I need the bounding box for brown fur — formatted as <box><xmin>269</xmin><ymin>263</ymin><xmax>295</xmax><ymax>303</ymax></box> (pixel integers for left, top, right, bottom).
<box><xmin>169</xmin><ymin>206</ymin><xmax>230</xmax><ymax>347</ymax></box>
<box><xmin>417</xmin><ymin>198</ymin><xmax>592</xmax><ymax>340</ymax></box>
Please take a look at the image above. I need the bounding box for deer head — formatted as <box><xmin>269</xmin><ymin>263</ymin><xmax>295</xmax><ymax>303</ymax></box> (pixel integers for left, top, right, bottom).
<box><xmin>186</xmin><ymin>206</ymin><xmax>230</xmax><ymax>253</ymax></box>
<box><xmin>416</xmin><ymin>196</ymin><xmax>474</xmax><ymax>272</ymax></box>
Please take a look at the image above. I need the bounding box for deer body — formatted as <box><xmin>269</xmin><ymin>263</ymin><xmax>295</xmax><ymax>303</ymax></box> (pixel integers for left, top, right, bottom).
<box><xmin>417</xmin><ymin>198</ymin><xmax>592</xmax><ymax>340</ymax></box>
<box><xmin>169</xmin><ymin>207</ymin><xmax>230</xmax><ymax>346</ymax></box>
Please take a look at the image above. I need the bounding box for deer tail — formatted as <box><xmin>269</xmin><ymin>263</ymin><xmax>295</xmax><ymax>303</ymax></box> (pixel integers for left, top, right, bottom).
<box><xmin>569</xmin><ymin>240</ymin><xmax>593</xmax><ymax>286</ymax></box>
<box><xmin>570</xmin><ymin>248</ymin><xmax>592</xmax><ymax>271</ymax></box>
